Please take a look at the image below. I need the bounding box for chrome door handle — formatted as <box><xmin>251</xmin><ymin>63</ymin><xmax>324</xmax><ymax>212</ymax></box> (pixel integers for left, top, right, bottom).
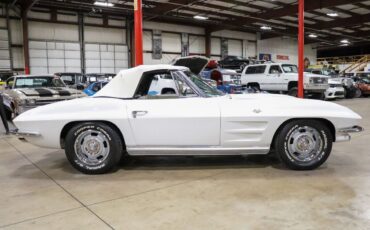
<box><xmin>132</xmin><ymin>110</ymin><xmax>148</xmax><ymax>118</ymax></box>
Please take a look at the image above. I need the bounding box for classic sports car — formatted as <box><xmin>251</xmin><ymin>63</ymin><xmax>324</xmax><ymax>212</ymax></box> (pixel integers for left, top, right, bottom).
<box><xmin>13</xmin><ymin>65</ymin><xmax>363</xmax><ymax>174</ymax></box>
<box><xmin>218</xmin><ymin>56</ymin><xmax>250</xmax><ymax>72</ymax></box>
<box><xmin>55</xmin><ymin>72</ymin><xmax>85</xmax><ymax>90</ymax></box>
<box><xmin>2</xmin><ymin>75</ymin><xmax>85</xmax><ymax>120</ymax></box>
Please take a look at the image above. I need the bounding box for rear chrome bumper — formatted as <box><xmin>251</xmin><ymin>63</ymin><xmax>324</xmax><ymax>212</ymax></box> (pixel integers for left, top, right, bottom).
<box><xmin>336</xmin><ymin>126</ymin><xmax>364</xmax><ymax>142</ymax></box>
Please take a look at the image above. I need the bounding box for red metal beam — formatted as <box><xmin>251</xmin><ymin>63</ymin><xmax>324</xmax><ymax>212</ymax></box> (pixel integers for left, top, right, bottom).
<box><xmin>298</xmin><ymin>0</ymin><xmax>304</xmax><ymax>98</ymax></box>
<box><xmin>134</xmin><ymin>0</ymin><xmax>143</xmax><ymax>66</ymax></box>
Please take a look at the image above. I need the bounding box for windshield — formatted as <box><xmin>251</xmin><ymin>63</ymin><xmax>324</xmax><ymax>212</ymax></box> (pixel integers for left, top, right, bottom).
<box><xmin>15</xmin><ymin>76</ymin><xmax>66</xmax><ymax>88</ymax></box>
<box><xmin>177</xmin><ymin>71</ymin><xmax>224</xmax><ymax>97</ymax></box>
<box><xmin>282</xmin><ymin>64</ymin><xmax>298</xmax><ymax>73</ymax></box>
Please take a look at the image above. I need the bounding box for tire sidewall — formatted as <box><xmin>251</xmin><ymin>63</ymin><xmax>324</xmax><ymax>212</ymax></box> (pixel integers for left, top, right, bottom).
<box><xmin>277</xmin><ymin>120</ymin><xmax>332</xmax><ymax>170</ymax></box>
<box><xmin>65</xmin><ymin>122</ymin><xmax>122</xmax><ymax>174</ymax></box>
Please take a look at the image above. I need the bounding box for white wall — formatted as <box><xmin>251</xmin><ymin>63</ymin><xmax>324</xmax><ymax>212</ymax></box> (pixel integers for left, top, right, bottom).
<box><xmin>257</xmin><ymin>37</ymin><xmax>317</xmax><ymax>65</ymax></box>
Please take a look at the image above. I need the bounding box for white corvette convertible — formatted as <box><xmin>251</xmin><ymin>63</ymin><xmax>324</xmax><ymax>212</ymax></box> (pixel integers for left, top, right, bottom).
<box><xmin>13</xmin><ymin>65</ymin><xmax>363</xmax><ymax>174</ymax></box>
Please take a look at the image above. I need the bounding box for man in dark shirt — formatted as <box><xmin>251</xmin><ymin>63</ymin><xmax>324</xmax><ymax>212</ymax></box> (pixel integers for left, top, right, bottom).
<box><xmin>0</xmin><ymin>93</ymin><xmax>9</xmax><ymax>134</ymax></box>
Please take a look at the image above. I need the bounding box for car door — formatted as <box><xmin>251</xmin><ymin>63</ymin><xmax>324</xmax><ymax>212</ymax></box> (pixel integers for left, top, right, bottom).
<box><xmin>266</xmin><ymin>65</ymin><xmax>284</xmax><ymax>91</ymax></box>
<box><xmin>126</xmin><ymin>71</ymin><xmax>220</xmax><ymax>147</ymax></box>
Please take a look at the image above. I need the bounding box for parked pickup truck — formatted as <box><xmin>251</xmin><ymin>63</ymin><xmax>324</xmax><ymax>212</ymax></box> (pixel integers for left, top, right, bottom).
<box><xmin>241</xmin><ymin>63</ymin><xmax>329</xmax><ymax>98</ymax></box>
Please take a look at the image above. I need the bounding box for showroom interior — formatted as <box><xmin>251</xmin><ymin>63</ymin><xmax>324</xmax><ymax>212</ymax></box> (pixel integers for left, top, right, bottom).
<box><xmin>0</xmin><ymin>0</ymin><xmax>370</xmax><ymax>229</ymax></box>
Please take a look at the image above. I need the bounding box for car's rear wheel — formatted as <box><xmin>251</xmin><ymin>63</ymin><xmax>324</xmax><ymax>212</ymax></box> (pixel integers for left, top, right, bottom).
<box><xmin>275</xmin><ymin>120</ymin><xmax>332</xmax><ymax>170</ymax></box>
<box><xmin>65</xmin><ymin>122</ymin><xmax>123</xmax><ymax>174</ymax></box>
<box><xmin>288</xmin><ymin>87</ymin><xmax>298</xmax><ymax>97</ymax></box>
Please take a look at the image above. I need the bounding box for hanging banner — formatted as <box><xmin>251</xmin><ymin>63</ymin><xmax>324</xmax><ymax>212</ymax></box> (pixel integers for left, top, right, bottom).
<box><xmin>181</xmin><ymin>33</ymin><xmax>189</xmax><ymax>57</ymax></box>
<box><xmin>277</xmin><ymin>55</ymin><xmax>289</xmax><ymax>60</ymax></box>
<box><xmin>221</xmin><ymin>38</ymin><xmax>228</xmax><ymax>59</ymax></box>
<box><xmin>152</xmin><ymin>30</ymin><xmax>162</xmax><ymax>59</ymax></box>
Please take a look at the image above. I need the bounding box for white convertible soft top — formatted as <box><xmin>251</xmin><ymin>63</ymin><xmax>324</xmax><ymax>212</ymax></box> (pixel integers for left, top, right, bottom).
<box><xmin>94</xmin><ymin>64</ymin><xmax>188</xmax><ymax>98</ymax></box>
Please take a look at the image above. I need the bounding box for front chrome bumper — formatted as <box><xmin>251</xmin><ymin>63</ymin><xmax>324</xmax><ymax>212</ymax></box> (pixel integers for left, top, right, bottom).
<box><xmin>336</xmin><ymin>126</ymin><xmax>364</xmax><ymax>142</ymax></box>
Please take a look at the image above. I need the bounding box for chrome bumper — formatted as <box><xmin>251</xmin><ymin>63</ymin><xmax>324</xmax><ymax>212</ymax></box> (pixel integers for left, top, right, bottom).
<box><xmin>336</xmin><ymin>126</ymin><xmax>364</xmax><ymax>142</ymax></box>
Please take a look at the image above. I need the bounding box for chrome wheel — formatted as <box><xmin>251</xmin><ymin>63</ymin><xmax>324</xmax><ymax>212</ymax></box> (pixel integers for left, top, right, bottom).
<box><xmin>286</xmin><ymin>126</ymin><xmax>323</xmax><ymax>164</ymax></box>
<box><xmin>74</xmin><ymin>130</ymin><xmax>110</xmax><ymax>166</ymax></box>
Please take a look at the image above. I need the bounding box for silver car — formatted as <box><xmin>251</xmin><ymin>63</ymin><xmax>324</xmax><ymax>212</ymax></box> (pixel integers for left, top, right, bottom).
<box><xmin>2</xmin><ymin>75</ymin><xmax>85</xmax><ymax>119</ymax></box>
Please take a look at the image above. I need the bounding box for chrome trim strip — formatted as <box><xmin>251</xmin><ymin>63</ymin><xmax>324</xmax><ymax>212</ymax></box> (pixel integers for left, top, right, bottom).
<box><xmin>127</xmin><ymin>146</ymin><xmax>270</xmax><ymax>156</ymax></box>
<box><xmin>9</xmin><ymin>129</ymin><xmax>41</xmax><ymax>137</ymax></box>
<box><xmin>338</xmin><ymin>126</ymin><xmax>364</xmax><ymax>133</ymax></box>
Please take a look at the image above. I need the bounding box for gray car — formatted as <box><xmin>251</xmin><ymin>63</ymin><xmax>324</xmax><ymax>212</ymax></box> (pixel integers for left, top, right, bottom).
<box><xmin>2</xmin><ymin>75</ymin><xmax>85</xmax><ymax>120</ymax></box>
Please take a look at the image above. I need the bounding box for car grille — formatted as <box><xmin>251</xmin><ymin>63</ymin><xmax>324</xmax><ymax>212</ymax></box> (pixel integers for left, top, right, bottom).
<box><xmin>335</xmin><ymin>91</ymin><xmax>344</xmax><ymax>96</ymax></box>
<box><xmin>312</xmin><ymin>77</ymin><xmax>328</xmax><ymax>84</ymax></box>
<box><xmin>35</xmin><ymin>99</ymin><xmax>66</xmax><ymax>105</ymax></box>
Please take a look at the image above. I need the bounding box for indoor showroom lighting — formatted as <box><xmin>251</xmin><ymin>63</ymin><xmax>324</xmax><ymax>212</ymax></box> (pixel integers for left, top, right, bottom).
<box><xmin>193</xmin><ymin>15</ymin><xmax>208</xmax><ymax>20</ymax></box>
<box><xmin>308</xmin><ymin>34</ymin><xmax>318</xmax><ymax>38</ymax></box>
<box><xmin>340</xmin><ymin>39</ymin><xmax>350</xmax><ymax>44</ymax></box>
<box><xmin>94</xmin><ymin>1</ymin><xmax>114</xmax><ymax>7</ymax></box>
<box><xmin>260</xmin><ymin>25</ymin><xmax>272</xmax><ymax>30</ymax></box>
<box><xmin>326</xmin><ymin>12</ymin><xmax>338</xmax><ymax>17</ymax></box>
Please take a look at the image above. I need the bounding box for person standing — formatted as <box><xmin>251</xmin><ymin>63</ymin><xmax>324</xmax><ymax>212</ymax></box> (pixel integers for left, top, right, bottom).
<box><xmin>0</xmin><ymin>93</ymin><xmax>9</xmax><ymax>134</ymax></box>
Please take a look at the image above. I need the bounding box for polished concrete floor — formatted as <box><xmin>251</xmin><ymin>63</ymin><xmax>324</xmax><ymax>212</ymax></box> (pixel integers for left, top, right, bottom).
<box><xmin>0</xmin><ymin>98</ymin><xmax>370</xmax><ymax>229</ymax></box>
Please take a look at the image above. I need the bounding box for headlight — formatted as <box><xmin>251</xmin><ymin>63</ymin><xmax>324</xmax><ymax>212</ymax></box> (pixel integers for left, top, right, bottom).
<box><xmin>26</xmin><ymin>99</ymin><xmax>36</xmax><ymax>105</ymax></box>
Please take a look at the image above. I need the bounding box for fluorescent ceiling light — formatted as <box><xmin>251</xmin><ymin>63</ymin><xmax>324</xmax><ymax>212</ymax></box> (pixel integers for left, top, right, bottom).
<box><xmin>340</xmin><ymin>39</ymin><xmax>350</xmax><ymax>44</ymax></box>
<box><xmin>308</xmin><ymin>34</ymin><xmax>318</xmax><ymax>38</ymax></box>
<box><xmin>193</xmin><ymin>15</ymin><xmax>208</xmax><ymax>20</ymax></box>
<box><xmin>326</xmin><ymin>12</ymin><xmax>338</xmax><ymax>17</ymax></box>
<box><xmin>94</xmin><ymin>1</ymin><xmax>114</xmax><ymax>7</ymax></box>
<box><xmin>260</xmin><ymin>25</ymin><xmax>272</xmax><ymax>30</ymax></box>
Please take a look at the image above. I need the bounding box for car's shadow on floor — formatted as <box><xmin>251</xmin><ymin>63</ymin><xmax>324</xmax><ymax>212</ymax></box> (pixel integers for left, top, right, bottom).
<box><xmin>116</xmin><ymin>154</ymin><xmax>284</xmax><ymax>171</ymax></box>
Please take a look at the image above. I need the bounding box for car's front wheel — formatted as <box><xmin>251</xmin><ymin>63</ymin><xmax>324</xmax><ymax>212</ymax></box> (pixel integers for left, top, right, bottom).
<box><xmin>275</xmin><ymin>120</ymin><xmax>333</xmax><ymax>170</ymax></box>
<box><xmin>65</xmin><ymin>122</ymin><xmax>123</xmax><ymax>174</ymax></box>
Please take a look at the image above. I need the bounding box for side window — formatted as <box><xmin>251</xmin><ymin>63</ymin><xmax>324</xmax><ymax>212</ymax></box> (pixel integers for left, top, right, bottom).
<box><xmin>269</xmin><ymin>65</ymin><xmax>282</xmax><ymax>74</ymax></box>
<box><xmin>245</xmin><ymin>66</ymin><xmax>266</xmax><ymax>74</ymax></box>
<box><xmin>172</xmin><ymin>72</ymin><xmax>197</xmax><ymax>97</ymax></box>
<box><xmin>135</xmin><ymin>72</ymin><xmax>178</xmax><ymax>99</ymax></box>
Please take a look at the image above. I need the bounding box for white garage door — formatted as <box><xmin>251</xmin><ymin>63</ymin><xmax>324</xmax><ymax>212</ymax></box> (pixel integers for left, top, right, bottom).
<box><xmin>228</xmin><ymin>39</ymin><xmax>243</xmax><ymax>57</ymax></box>
<box><xmin>29</xmin><ymin>40</ymin><xmax>81</xmax><ymax>74</ymax></box>
<box><xmin>85</xmin><ymin>43</ymin><xmax>128</xmax><ymax>74</ymax></box>
<box><xmin>0</xmin><ymin>29</ymin><xmax>11</xmax><ymax>70</ymax></box>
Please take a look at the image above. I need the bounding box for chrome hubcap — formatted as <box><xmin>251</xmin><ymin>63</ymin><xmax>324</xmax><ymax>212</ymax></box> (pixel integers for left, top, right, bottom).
<box><xmin>74</xmin><ymin>130</ymin><xmax>110</xmax><ymax>166</ymax></box>
<box><xmin>287</xmin><ymin>126</ymin><xmax>323</xmax><ymax>163</ymax></box>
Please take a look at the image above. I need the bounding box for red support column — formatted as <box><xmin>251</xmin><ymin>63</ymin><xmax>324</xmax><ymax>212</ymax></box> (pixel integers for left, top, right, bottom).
<box><xmin>134</xmin><ymin>0</ymin><xmax>143</xmax><ymax>66</ymax></box>
<box><xmin>298</xmin><ymin>0</ymin><xmax>304</xmax><ymax>98</ymax></box>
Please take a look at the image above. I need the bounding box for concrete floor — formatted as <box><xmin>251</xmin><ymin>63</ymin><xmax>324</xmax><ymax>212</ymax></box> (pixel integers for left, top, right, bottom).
<box><xmin>0</xmin><ymin>98</ymin><xmax>370</xmax><ymax>229</ymax></box>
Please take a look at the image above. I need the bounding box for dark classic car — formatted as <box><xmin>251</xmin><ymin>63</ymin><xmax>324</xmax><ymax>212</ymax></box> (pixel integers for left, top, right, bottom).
<box><xmin>54</xmin><ymin>72</ymin><xmax>85</xmax><ymax>90</ymax></box>
<box><xmin>218</xmin><ymin>56</ymin><xmax>251</xmax><ymax>72</ymax></box>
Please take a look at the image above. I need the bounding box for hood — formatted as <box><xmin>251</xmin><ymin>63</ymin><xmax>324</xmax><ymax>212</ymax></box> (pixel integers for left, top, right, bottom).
<box><xmin>226</xmin><ymin>93</ymin><xmax>361</xmax><ymax>120</ymax></box>
<box><xmin>15</xmin><ymin>87</ymin><xmax>82</xmax><ymax>97</ymax></box>
<box><xmin>172</xmin><ymin>56</ymin><xmax>209</xmax><ymax>75</ymax></box>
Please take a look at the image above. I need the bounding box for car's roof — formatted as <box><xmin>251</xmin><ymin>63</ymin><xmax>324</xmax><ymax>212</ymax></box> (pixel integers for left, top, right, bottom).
<box><xmin>94</xmin><ymin>65</ymin><xmax>188</xmax><ymax>98</ymax></box>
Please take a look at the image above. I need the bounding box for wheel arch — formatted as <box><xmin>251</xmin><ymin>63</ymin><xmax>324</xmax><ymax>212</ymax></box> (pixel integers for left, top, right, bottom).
<box><xmin>288</xmin><ymin>81</ymin><xmax>298</xmax><ymax>90</ymax></box>
<box><xmin>60</xmin><ymin>120</ymin><xmax>126</xmax><ymax>149</ymax></box>
<box><xmin>270</xmin><ymin>118</ymin><xmax>336</xmax><ymax>151</ymax></box>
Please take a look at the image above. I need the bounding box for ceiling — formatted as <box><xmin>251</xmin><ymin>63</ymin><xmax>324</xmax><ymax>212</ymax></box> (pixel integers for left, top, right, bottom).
<box><xmin>11</xmin><ymin>0</ymin><xmax>370</xmax><ymax>49</ymax></box>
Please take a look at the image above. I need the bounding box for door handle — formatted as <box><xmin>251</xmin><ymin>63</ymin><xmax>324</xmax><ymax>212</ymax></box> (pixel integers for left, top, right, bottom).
<box><xmin>132</xmin><ymin>110</ymin><xmax>148</xmax><ymax>118</ymax></box>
